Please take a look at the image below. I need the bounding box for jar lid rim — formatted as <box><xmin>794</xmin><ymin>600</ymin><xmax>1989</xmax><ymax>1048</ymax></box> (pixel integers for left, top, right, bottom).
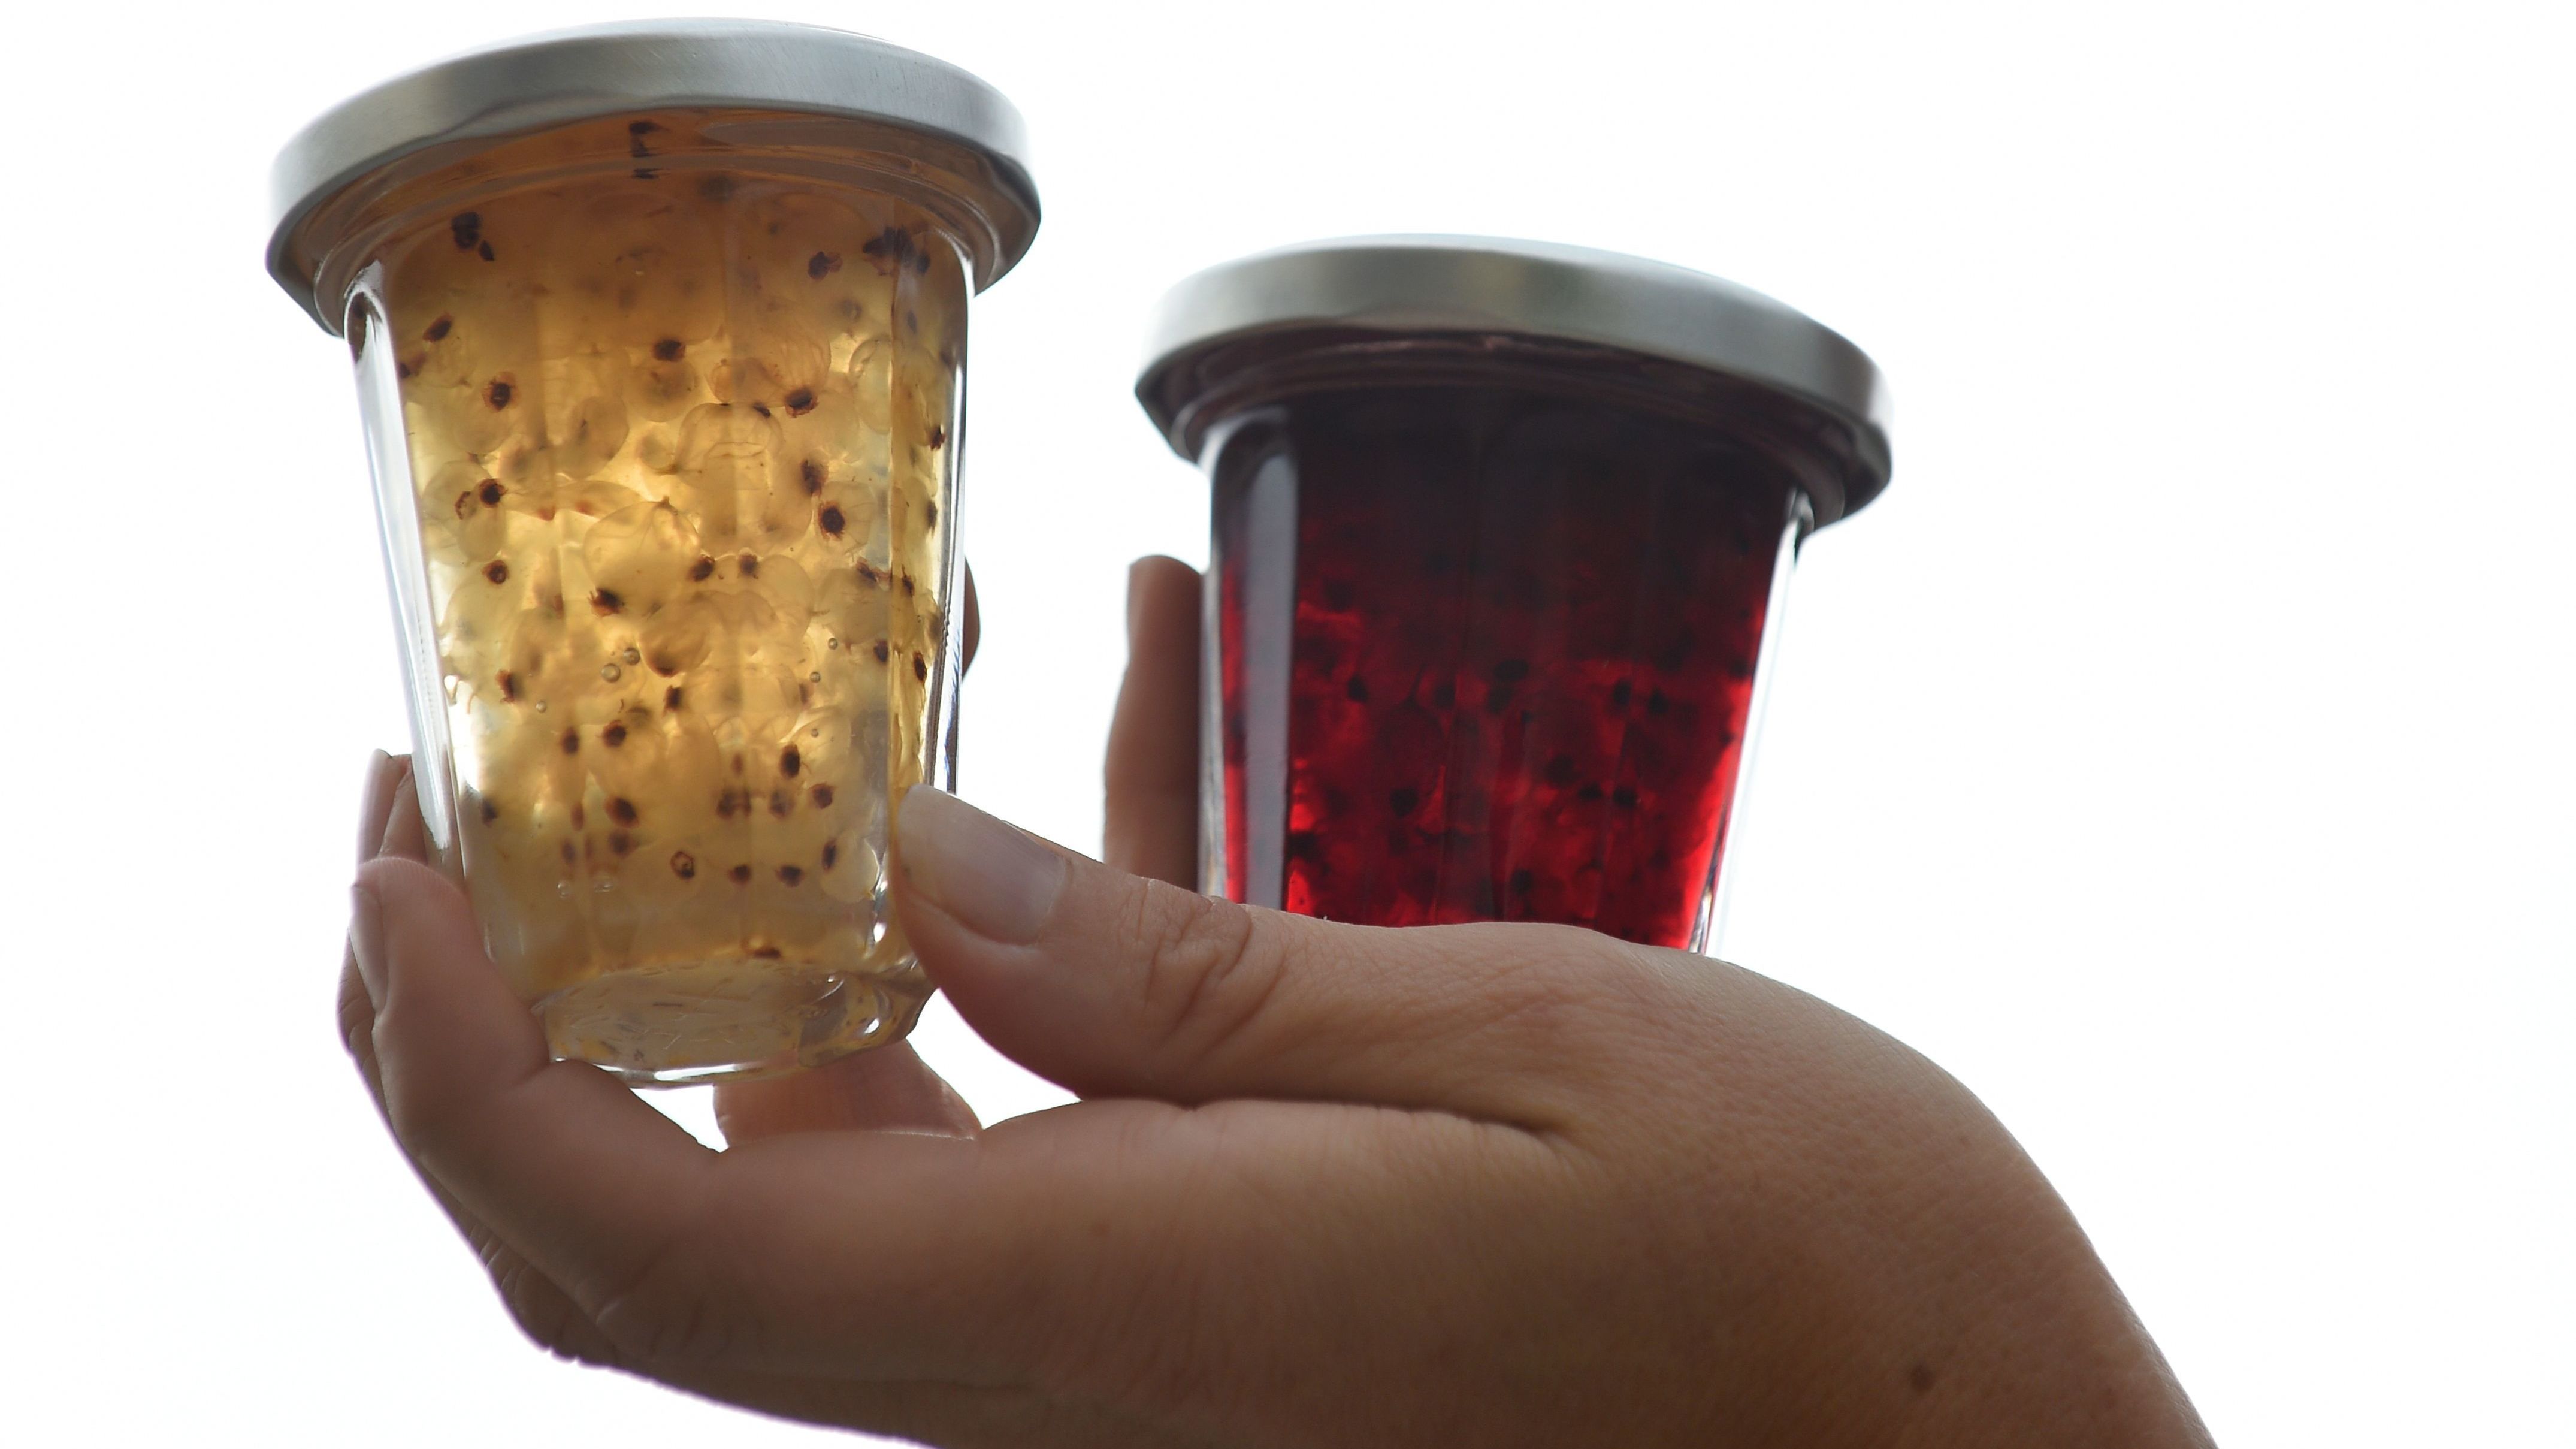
<box><xmin>267</xmin><ymin>20</ymin><xmax>1039</xmax><ymax>329</ymax></box>
<box><xmin>1136</xmin><ymin>236</ymin><xmax>1892</xmax><ymax>495</ymax></box>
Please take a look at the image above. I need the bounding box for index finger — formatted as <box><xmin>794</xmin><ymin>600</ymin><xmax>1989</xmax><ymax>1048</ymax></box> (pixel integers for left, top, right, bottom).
<box><xmin>351</xmin><ymin>848</ymin><xmax>1006</xmax><ymax>1382</ymax></box>
<box><xmin>352</xmin><ymin>855</ymin><xmax>725</xmax><ymax>1336</ymax></box>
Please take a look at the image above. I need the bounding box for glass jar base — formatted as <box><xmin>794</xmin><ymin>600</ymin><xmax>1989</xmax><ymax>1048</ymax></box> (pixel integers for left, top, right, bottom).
<box><xmin>535</xmin><ymin>956</ymin><xmax>932</xmax><ymax>1087</ymax></box>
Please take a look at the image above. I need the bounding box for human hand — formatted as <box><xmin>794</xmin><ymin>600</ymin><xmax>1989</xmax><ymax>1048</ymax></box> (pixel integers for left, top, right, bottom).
<box><xmin>339</xmin><ymin>556</ymin><xmax>2209</xmax><ymax>1447</ymax></box>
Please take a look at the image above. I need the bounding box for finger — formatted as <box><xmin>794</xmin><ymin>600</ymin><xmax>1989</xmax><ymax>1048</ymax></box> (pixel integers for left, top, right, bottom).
<box><xmin>1103</xmin><ymin>556</ymin><xmax>1201</xmax><ymax>887</ymax></box>
<box><xmin>894</xmin><ymin>787</ymin><xmax>1657</xmax><ymax>1127</ymax></box>
<box><xmin>346</xmin><ymin>783</ymin><xmax>673</xmax><ymax>1369</ymax></box>
<box><xmin>358</xmin><ymin>750</ymin><xmax>403</xmax><ymax>864</ymax></box>
<box><xmin>963</xmin><ymin>560</ymin><xmax>981</xmax><ymax>672</ymax></box>
<box><xmin>375</xmin><ymin>754</ymin><xmax>430</xmax><ymax>864</ymax></box>
<box><xmin>343</xmin><ymin>763</ymin><xmax>1147</xmax><ymax>1422</ymax></box>
<box><xmin>341</xmin><ymin>940</ymin><xmax>637</xmax><ymax>1366</ymax></box>
<box><xmin>713</xmin><ymin>1042</ymin><xmax>981</xmax><ymax>1145</ymax></box>
<box><xmin>350</xmin><ymin>854</ymin><xmax>752</xmax><ymax>1348</ymax></box>
<box><xmin>353</xmin><ymin>844</ymin><xmax>1047</xmax><ymax>1384</ymax></box>
<box><xmin>347</xmin><ymin>945</ymin><xmax>1062</xmax><ymax>1439</ymax></box>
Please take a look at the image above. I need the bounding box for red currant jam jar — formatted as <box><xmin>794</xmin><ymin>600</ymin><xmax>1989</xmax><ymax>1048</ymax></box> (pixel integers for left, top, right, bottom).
<box><xmin>1138</xmin><ymin>239</ymin><xmax>1891</xmax><ymax>952</ymax></box>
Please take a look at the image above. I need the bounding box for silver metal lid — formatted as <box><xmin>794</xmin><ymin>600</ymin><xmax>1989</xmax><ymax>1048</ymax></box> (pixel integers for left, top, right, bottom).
<box><xmin>268</xmin><ymin>20</ymin><xmax>1039</xmax><ymax>328</ymax></box>
<box><xmin>1138</xmin><ymin>236</ymin><xmax>1892</xmax><ymax>519</ymax></box>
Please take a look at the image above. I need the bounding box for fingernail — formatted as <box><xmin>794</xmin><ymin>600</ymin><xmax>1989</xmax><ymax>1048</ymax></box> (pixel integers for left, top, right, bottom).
<box><xmin>1126</xmin><ymin>558</ymin><xmax>1148</xmax><ymax>645</ymax></box>
<box><xmin>895</xmin><ymin>787</ymin><xmax>1066</xmax><ymax>945</ymax></box>
<box><xmin>350</xmin><ymin>882</ymin><xmax>387</xmax><ymax>1004</ymax></box>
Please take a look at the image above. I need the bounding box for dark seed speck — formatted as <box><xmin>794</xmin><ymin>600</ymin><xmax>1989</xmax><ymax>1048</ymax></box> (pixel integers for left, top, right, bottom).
<box><xmin>690</xmin><ymin>556</ymin><xmax>715</xmax><ymax>581</ymax></box>
<box><xmin>670</xmin><ymin>850</ymin><xmax>696</xmax><ymax>879</ymax></box>
<box><xmin>609</xmin><ymin>797</ymin><xmax>639</xmax><ymax>826</ymax></box>
<box><xmin>860</xmin><ymin>226</ymin><xmax>915</xmax><ymax>262</ymax></box>
<box><xmin>811</xmin><ymin>784</ymin><xmax>835</xmax><ymax>808</ymax></box>
<box><xmin>728</xmin><ymin>864</ymin><xmax>752</xmax><ymax>884</ymax></box>
<box><xmin>483</xmin><ymin>560</ymin><xmax>510</xmax><ymax>585</ymax></box>
<box><xmin>652</xmin><ymin>337</ymin><xmax>685</xmax><ymax>361</ymax></box>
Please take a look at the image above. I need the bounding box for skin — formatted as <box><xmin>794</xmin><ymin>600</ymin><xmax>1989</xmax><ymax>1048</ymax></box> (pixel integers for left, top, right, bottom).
<box><xmin>339</xmin><ymin>556</ymin><xmax>2213</xmax><ymax>1448</ymax></box>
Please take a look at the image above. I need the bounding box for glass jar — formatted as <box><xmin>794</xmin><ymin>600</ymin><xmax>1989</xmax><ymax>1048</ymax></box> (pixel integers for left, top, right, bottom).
<box><xmin>1137</xmin><ymin>238</ymin><xmax>1890</xmax><ymax>953</ymax></box>
<box><xmin>270</xmin><ymin>22</ymin><xmax>1039</xmax><ymax>1082</ymax></box>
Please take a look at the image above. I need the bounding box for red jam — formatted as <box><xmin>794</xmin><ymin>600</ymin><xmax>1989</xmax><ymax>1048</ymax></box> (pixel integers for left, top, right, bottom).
<box><xmin>1210</xmin><ymin>383</ymin><xmax>1797</xmax><ymax>949</ymax></box>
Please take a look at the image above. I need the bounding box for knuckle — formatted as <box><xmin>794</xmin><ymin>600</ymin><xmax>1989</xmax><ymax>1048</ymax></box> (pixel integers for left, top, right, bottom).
<box><xmin>335</xmin><ymin>969</ymin><xmax>377</xmax><ymax>1069</ymax></box>
<box><xmin>486</xmin><ymin>1244</ymin><xmax>616</xmax><ymax>1367</ymax></box>
<box><xmin>1133</xmin><ymin>885</ymin><xmax>1284</xmax><ymax>1060</ymax></box>
<box><xmin>1424</xmin><ymin>923</ymin><xmax>1674</xmax><ymax>1062</ymax></box>
<box><xmin>585</xmin><ymin>1237</ymin><xmax>734</xmax><ymax>1366</ymax></box>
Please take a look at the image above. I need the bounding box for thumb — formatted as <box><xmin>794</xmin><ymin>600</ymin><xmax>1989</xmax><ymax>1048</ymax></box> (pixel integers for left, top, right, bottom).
<box><xmin>890</xmin><ymin>787</ymin><xmax>1654</xmax><ymax>1126</ymax></box>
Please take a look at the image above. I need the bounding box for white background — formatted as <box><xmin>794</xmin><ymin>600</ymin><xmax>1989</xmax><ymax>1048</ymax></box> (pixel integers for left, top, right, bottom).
<box><xmin>2</xmin><ymin>1</ymin><xmax>2568</xmax><ymax>1443</ymax></box>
